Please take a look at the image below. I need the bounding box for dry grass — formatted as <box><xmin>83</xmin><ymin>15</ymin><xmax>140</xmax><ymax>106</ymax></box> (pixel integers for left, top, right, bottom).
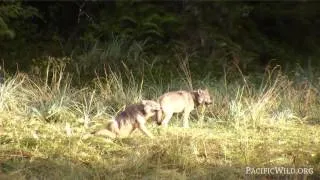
<box><xmin>0</xmin><ymin>59</ymin><xmax>320</xmax><ymax>180</ymax></box>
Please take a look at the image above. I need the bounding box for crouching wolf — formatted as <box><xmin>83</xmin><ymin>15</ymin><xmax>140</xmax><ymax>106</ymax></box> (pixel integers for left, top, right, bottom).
<box><xmin>155</xmin><ymin>88</ymin><xmax>213</xmax><ymax>128</ymax></box>
<box><xmin>94</xmin><ymin>100</ymin><xmax>161</xmax><ymax>139</ymax></box>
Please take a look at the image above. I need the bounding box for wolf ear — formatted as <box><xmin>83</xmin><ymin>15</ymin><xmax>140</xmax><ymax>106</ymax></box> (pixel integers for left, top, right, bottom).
<box><xmin>196</xmin><ymin>89</ymin><xmax>204</xmax><ymax>104</ymax></box>
<box><xmin>197</xmin><ymin>89</ymin><xmax>203</xmax><ymax>94</ymax></box>
<box><xmin>141</xmin><ymin>100</ymin><xmax>147</xmax><ymax>105</ymax></box>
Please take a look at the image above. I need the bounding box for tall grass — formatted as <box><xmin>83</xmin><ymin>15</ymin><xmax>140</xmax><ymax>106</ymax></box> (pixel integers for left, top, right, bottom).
<box><xmin>0</xmin><ymin>56</ymin><xmax>319</xmax><ymax>180</ymax></box>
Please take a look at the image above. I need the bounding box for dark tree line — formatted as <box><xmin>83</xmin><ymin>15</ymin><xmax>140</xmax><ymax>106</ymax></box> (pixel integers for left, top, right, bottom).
<box><xmin>0</xmin><ymin>1</ymin><xmax>319</xmax><ymax>75</ymax></box>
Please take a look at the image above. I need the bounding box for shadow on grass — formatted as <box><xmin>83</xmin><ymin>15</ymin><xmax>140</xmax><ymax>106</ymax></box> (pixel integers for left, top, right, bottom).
<box><xmin>1</xmin><ymin>124</ymin><xmax>319</xmax><ymax>180</ymax></box>
<box><xmin>1</xmin><ymin>150</ymin><xmax>319</xmax><ymax>180</ymax></box>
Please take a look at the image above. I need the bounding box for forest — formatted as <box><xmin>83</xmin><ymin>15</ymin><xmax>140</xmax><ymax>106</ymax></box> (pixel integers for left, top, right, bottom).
<box><xmin>0</xmin><ymin>1</ymin><xmax>320</xmax><ymax>179</ymax></box>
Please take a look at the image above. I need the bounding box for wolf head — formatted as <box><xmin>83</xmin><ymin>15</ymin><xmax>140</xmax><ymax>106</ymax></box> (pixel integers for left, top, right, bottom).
<box><xmin>141</xmin><ymin>100</ymin><xmax>161</xmax><ymax>117</ymax></box>
<box><xmin>195</xmin><ymin>88</ymin><xmax>213</xmax><ymax>105</ymax></box>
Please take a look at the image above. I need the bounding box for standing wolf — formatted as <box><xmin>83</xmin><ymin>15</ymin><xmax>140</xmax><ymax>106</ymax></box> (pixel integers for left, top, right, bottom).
<box><xmin>94</xmin><ymin>100</ymin><xmax>161</xmax><ymax>139</ymax></box>
<box><xmin>155</xmin><ymin>88</ymin><xmax>213</xmax><ymax>128</ymax></box>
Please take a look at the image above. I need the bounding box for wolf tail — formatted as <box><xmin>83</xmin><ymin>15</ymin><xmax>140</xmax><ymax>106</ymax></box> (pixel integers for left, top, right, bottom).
<box><xmin>91</xmin><ymin>118</ymin><xmax>118</xmax><ymax>137</ymax></box>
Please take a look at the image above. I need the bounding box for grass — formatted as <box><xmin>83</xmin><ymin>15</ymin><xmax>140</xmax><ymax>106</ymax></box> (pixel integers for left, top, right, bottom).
<box><xmin>0</xmin><ymin>58</ymin><xmax>320</xmax><ymax>180</ymax></box>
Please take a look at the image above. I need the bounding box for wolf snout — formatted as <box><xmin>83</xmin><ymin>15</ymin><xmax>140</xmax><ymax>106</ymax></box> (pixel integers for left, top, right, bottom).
<box><xmin>205</xmin><ymin>101</ymin><xmax>213</xmax><ymax>105</ymax></box>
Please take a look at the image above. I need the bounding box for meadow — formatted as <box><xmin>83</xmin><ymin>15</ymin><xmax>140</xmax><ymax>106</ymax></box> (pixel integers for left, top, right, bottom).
<box><xmin>0</xmin><ymin>56</ymin><xmax>319</xmax><ymax>180</ymax></box>
<box><xmin>1</xmin><ymin>1</ymin><xmax>320</xmax><ymax>179</ymax></box>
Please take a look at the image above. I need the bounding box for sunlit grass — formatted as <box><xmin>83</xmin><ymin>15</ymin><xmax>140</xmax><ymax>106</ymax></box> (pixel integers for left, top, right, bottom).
<box><xmin>0</xmin><ymin>59</ymin><xmax>320</xmax><ymax>179</ymax></box>
<box><xmin>1</xmin><ymin>119</ymin><xmax>319</xmax><ymax>179</ymax></box>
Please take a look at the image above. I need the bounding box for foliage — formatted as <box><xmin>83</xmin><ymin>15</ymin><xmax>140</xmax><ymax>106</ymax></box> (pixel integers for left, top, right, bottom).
<box><xmin>0</xmin><ymin>1</ymin><xmax>42</xmax><ymax>71</ymax></box>
<box><xmin>0</xmin><ymin>1</ymin><xmax>319</xmax><ymax>74</ymax></box>
<box><xmin>0</xmin><ymin>2</ymin><xmax>40</xmax><ymax>39</ymax></box>
<box><xmin>1</xmin><ymin>2</ymin><xmax>320</xmax><ymax>179</ymax></box>
<box><xmin>0</xmin><ymin>60</ymin><xmax>320</xmax><ymax>179</ymax></box>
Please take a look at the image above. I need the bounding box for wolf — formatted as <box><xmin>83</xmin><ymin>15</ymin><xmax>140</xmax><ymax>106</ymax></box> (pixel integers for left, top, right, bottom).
<box><xmin>94</xmin><ymin>100</ymin><xmax>161</xmax><ymax>139</ymax></box>
<box><xmin>155</xmin><ymin>88</ymin><xmax>213</xmax><ymax>128</ymax></box>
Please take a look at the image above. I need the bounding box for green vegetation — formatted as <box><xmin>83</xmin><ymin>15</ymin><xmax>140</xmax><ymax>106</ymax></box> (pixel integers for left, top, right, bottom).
<box><xmin>1</xmin><ymin>1</ymin><xmax>320</xmax><ymax>75</ymax></box>
<box><xmin>0</xmin><ymin>1</ymin><xmax>320</xmax><ymax>179</ymax></box>
<box><xmin>0</xmin><ymin>57</ymin><xmax>320</xmax><ymax>179</ymax></box>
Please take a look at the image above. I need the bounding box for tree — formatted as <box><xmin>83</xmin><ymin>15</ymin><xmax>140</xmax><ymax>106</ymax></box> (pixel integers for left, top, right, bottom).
<box><xmin>0</xmin><ymin>2</ymin><xmax>39</xmax><ymax>40</ymax></box>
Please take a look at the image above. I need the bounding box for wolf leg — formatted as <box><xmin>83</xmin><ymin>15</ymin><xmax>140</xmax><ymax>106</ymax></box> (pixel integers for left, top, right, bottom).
<box><xmin>135</xmin><ymin>115</ymin><xmax>154</xmax><ymax>138</ymax></box>
<box><xmin>138</xmin><ymin>124</ymin><xmax>154</xmax><ymax>138</ymax></box>
<box><xmin>182</xmin><ymin>110</ymin><xmax>191</xmax><ymax>128</ymax></box>
<box><xmin>161</xmin><ymin>112</ymin><xmax>173</xmax><ymax>127</ymax></box>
